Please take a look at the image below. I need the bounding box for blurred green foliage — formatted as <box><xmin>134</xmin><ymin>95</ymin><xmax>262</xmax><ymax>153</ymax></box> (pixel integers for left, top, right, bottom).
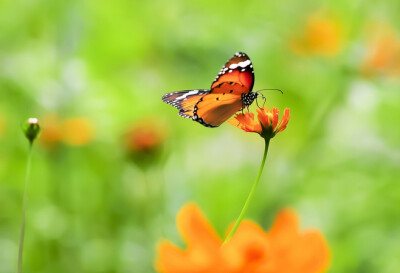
<box><xmin>1</xmin><ymin>0</ymin><xmax>400</xmax><ymax>272</ymax></box>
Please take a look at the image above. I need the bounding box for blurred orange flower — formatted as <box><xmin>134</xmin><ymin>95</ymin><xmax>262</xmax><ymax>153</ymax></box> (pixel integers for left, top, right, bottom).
<box><xmin>361</xmin><ymin>24</ymin><xmax>400</xmax><ymax>78</ymax></box>
<box><xmin>40</xmin><ymin>115</ymin><xmax>63</xmax><ymax>148</ymax></box>
<box><xmin>291</xmin><ymin>12</ymin><xmax>343</xmax><ymax>57</ymax></box>
<box><xmin>62</xmin><ymin>118</ymin><xmax>94</xmax><ymax>146</ymax></box>
<box><xmin>125</xmin><ymin>118</ymin><xmax>167</xmax><ymax>154</ymax></box>
<box><xmin>123</xmin><ymin>118</ymin><xmax>168</xmax><ymax>168</ymax></box>
<box><xmin>155</xmin><ymin>203</ymin><xmax>330</xmax><ymax>273</ymax></box>
<box><xmin>228</xmin><ymin>107</ymin><xmax>290</xmax><ymax>139</ymax></box>
<box><xmin>40</xmin><ymin>115</ymin><xmax>94</xmax><ymax>147</ymax></box>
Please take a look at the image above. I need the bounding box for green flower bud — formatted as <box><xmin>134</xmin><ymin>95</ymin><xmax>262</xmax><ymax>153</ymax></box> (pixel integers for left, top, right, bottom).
<box><xmin>23</xmin><ymin>118</ymin><xmax>41</xmax><ymax>144</ymax></box>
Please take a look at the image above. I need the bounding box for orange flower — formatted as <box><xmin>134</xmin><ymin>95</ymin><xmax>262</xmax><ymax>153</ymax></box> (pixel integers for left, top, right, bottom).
<box><xmin>361</xmin><ymin>24</ymin><xmax>400</xmax><ymax>78</ymax></box>
<box><xmin>291</xmin><ymin>12</ymin><xmax>343</xmax><ymax>57</ymax></box>
<box><xmin>155</xmin><ymin>203</ymin><xmax>330</xmax><ymax>273</ymax></box>
<box><xmin>125</xmin><ymin>122</ymin><xmax>166</xmax><ymax>154</ymax></box>
<box><xmin>40</xmin><ymin>115</ymin><xmax>94</xmax><ymax>148</ymax></box>
<box><xmin>62</xmin><ymin>118</ymin><xmax>94</xmax><ymax>146</ymax></box>
<box><xmin>228</xmin><ymin>107</ymin><xmax>290</xmax><ymax>139</ymax></box>
<box><xmin>125</xmin><ymin>117</ymin><xmax>167</xmax><ymax>154</ymax></box>
<box><xmin>40</xmin><ymin>114</ymin><xmax>63</xmax><ymax>148</ymax></box>
<box><xmin>123</xmin><ymin>118</ymin><xmax>168</xmax><ymax>168</ymax></box>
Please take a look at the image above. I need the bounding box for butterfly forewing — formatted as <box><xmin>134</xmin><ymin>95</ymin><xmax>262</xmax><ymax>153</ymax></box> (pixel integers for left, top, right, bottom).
<box><xmin>162</xmin><ymin>89</ymin><xmax>210</xmax><ymax>119</ymax></box>
<box><xmin>211</xmin><ymin>52</ymin><xmax>254</xmax><ymax>94</ymax></box>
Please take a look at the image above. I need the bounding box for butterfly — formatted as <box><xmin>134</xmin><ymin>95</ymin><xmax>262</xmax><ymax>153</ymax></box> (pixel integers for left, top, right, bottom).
<box><xmin>162</xmin><ymin>52</ymin><xmax>259</xmax><ymax>127</ymax></box>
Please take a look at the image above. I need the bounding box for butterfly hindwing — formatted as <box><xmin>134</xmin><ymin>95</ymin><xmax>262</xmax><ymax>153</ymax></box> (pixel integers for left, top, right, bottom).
<box><xmin>193</xmin><ymin>93</ymin><xmax>243</xmax><ymax>127</ymax></box>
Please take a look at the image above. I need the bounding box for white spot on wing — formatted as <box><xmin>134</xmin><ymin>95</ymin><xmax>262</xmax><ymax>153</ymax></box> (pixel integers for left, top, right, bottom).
<box><xmin>228</xmin><ymin>60</ymin><xmax>251</xmax><ymax>70</ymax></box>
<box><xmin>176</xmin><ymin>90</ymin><xmax>199</xmax><ymax>100</ymax></box>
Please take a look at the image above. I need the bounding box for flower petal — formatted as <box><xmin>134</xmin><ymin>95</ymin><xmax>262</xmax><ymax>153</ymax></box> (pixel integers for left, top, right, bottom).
<box><xmin>156</xmin><ymin>203</ymin><xmax>223</xmax><ymax>273</ymax></box>
<box><xmin>155</xmin><ymin>241</ymin><xmax>195</xmax><ymax>273</ymax></box>
<box><xmin>230</xmin><ymin>112</ymin><xmax>261</xmax><ymax>133</ymax></box>
<box><xmin>257</xmin><ymin>108</ymin><xmax>270</xmax><ymax>129</ymax></box>
<box><xmin>292</xmin><ymin>230</ymin><xmax>331</xmax><ymax>273</ymax></box>
<box><xmin>222</xmin><ymin>220</ymin><xmax>273</xmax><ymax>272</ymax></box>
<box><xmin>271</xmin><ymin>108</ymin><xmax>280</xmax><ymax>131</ymax></box>
<box><xmin>277</xmin><ymin>108</ymin><xmax>290</xmax><ymax>133</ymax></box>
<box><xmin>227</xmin><ymin>117</ymin><xmax>241</xmax><ymax>127</ymax></box>
<box><xmin>268</xmin><ymin>209</ymin><xmax>330</xmax><ymax>273</ymax></box>
<box><xmin>177</xmin><ymin>203</ymin><xmax>221</xmax><ymax>250</ymax></box>
<box><xmin>269</xmin><ymin>208</ymin><xmax>300</xmax><ymax>248</ymax></box>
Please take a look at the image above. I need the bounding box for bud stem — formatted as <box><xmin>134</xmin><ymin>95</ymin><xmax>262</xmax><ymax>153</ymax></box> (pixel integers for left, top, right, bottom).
<box><xmin>18</xmin><ymin>142</ymin><xmax>33</xmax><ymax>273</ymax></box>
<box><xmin>223</xmin><ymin>137</ymin><xmax>270</xmax><ymax>244</ymax></box>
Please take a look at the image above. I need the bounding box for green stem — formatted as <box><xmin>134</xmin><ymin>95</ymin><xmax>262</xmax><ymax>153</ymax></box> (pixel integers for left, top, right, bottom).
<box><xmin>223</xmin><ymin>137</ymin><xmax>270</xmax><ymax>244</ymax></box>
<box><xmin>18</xmin><ymin>143</ymin><xmax>33</xmax><ymax>273</ymax></box>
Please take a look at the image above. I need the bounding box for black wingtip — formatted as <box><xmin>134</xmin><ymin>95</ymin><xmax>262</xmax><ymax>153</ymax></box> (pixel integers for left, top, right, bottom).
<box><xmin>234</xmin><ymin>52</ymin><xmax>248</xmax><ymax>58</ymax></box>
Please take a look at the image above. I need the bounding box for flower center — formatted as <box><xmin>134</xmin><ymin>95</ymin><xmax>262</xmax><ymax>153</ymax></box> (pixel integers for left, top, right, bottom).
<box><xmin>245</xmin><ymin>246</ymin><xmax>264</xmax><ymax>263</ymax></box>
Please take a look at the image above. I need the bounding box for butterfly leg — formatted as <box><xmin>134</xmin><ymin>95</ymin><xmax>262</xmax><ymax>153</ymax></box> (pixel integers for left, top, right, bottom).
<box><xmin>255</xmin><ymin>92</ymin><xmax>266</xmax><ymax>108</ymax></box>
<box><xmin>240</xmin><ymin>100</ymin><xmax>245</xmax><ymax>115</ymax></box>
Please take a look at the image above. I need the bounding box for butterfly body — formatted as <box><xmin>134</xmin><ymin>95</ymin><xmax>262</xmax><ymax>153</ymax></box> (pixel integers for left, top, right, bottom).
<box><xmin>162</xmin><ymin>52</ymin><xmax>257</xmax><ymax>127</ymax></box>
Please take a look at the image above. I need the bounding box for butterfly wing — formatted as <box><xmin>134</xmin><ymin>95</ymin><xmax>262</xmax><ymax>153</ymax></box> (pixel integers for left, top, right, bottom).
<box><xmin>188</xmin><ymin>52</ymin><xmax>256</xmax><ymax>127</ymax></box>
<box><xmin>193</xmin><ymin>93</ymin><xmax>243</xmax><ymax>127</ymax></box>
<box><xmin>162</xmin><ymin>89</ymin><xmax>210</xmax><ymax>119</ymax></box>
<box><xmin>211</xmin><ymin>52</ymin><xmax>254</xmax><ymax>95</ymax></box>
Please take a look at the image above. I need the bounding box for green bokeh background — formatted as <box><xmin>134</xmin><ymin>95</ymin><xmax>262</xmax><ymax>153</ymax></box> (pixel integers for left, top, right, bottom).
<box><xmin>1</xmin><ymin>0</ymin><xmax>400</xmax><ymax>272</ymax></box>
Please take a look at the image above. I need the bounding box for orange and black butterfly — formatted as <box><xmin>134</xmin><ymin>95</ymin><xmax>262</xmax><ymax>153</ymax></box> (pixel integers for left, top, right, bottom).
<box><xmin>162</xmin><ymin>52</ymin><xmax>258</xmax><ymax>127</ymax></box>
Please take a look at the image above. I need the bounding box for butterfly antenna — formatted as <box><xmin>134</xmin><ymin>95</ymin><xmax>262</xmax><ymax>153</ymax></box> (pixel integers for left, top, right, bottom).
<box><xmin>256</xmin><ymin>88</ymin><xmax>284</xmax><ymax>94</ymax></box>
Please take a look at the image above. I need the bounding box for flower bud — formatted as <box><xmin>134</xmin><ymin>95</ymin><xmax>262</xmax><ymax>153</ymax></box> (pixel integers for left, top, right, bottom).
<box><xmin>23</xmin><ymin>118</ymin><xmax>41</xmax><ymax>144</ymax></box>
